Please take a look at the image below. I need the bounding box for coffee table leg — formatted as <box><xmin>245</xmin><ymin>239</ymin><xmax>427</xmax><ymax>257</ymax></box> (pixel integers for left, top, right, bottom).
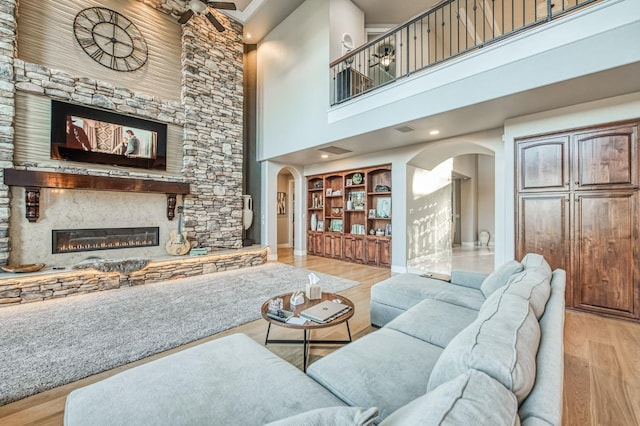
<box><xmin>264</xmin><ymin>322</ymin><xmax>271</xmax><ymax>345</ymax></box>
<box><xmin>303</xmin><ymin>329</ymin><xmax>308</xmax><ymax>372</ymax></box>
<box><xmin>346</xmin><ymin>320</ymin><xmax>352</xmax><ymax>341</ymax></box>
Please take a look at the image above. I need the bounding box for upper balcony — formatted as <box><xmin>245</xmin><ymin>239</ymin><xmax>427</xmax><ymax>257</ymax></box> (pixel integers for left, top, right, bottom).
<box><xmin>330</xmin><ymin>0</ymin><xmax>603</xmax><ymax>105</ymax></box>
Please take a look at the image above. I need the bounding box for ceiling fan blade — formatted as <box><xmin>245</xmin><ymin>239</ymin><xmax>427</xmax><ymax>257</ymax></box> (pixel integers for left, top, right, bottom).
<box><xmin>205</xmin><ymin>12</ymin><xmax>226</xmax><ymax>32</ymax></box>
<box><xmin>178</xmin><ymin>9</ymin><xmax>194</xmax><ymax>24</ymax></box>
<box><xmin>207</xmin><ymin>2</ymin><xmax>237</xmax><ymax>10</ymax></box>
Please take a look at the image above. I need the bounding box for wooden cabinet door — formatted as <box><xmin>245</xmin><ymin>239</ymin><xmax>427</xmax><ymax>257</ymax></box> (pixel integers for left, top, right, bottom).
<box><xmin>313</xmin><ymin>233</ymin><xmax>324</xmax><ymax>256</ymax></box>
<box><xmin>344</xmin><ymin>236</ymin><xmax>365</xmax><ymax>264</ymax></box>
<box><xmin>572</xmin><ymin>124</ymin><xmax>638</xmax><ymax>191</ymax></box>
<box><xmin>378</xmin><ymin>239</ymin><xmax>391</xmax><ymax>267</ymax></box>
<box><xmin>307</xmin><ymin>232</ymin><xmax>316</xmax><ymax>255</ymax></box>
<box><xmin>517</xmin><ymin>136</ymin><xmax>570</xmax><ymax>193</ymax></box>
<box><xmin>573</xmin><ymin>191</ymin><xmax>638</xmax><ymax>318</ymax></box>
<box><xmin>365</xmin><ymin>238</ymin><xmax>378</xmax><ymax>265</ymax></box>
<box><xmin>516</xmin><ymin>193</ymin><xmax>570</xmax><ymax>275</ymax></box>
<box><xmin>324</xmin><ymin>234</ymin><xmax>342</xmax><ymax>259</ymax></box>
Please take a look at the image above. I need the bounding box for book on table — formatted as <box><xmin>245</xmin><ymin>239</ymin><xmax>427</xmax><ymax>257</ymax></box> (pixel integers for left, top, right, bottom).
<box><xmin>300</xmin><ymin>300</ymin><xmax>350</xmax><ymax>323</ymax></box>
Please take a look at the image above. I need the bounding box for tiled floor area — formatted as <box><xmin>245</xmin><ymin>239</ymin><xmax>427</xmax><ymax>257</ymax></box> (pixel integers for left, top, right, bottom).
<box><xmin>413</xmin><ymin>245</ymin><xmax>495</xmax><ymax>275</ymax></box>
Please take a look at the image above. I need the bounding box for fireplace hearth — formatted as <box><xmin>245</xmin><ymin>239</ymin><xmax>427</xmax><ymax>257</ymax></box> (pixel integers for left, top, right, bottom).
<box><xmin>52</xmin><ymin>227</ymin><xmax>159</xmax><ymax>254</ymax></box>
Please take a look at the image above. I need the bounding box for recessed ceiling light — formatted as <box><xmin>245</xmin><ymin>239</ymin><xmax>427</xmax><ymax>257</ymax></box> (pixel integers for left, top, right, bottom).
<box><xmin>429</xmin><ymin>130</ymin><xmax>440</xmax><ymax>135</ymax></box>
<box><xmin>321</xmin><ymin>154</ymin><xmax>329</xmax><ymax>159</ymax></box>
<box><xmin>245</xmin><ymin>33</ymin><xmax>252</xmax><ymax>39</ymax></box>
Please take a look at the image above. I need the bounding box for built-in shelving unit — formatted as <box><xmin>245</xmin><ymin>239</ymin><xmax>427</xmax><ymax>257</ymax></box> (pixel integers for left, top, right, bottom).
<box><xmin>307</xmin><ymin>165</ymin><xmax>391</xmax><ymax>267</ymax></box>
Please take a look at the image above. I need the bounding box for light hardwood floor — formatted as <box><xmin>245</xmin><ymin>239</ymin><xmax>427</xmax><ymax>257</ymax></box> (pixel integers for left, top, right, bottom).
<box><xmin>0</xmin><ymin>249</ymin><xmax>638</xmax><ymax>425</ymax></box>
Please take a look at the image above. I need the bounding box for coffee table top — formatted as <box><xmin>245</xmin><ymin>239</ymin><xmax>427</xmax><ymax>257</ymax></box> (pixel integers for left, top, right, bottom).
<box><xmin>261</xmin><ymin>291</ymin><xmax>354</xmax><ymax>330</ymax></box>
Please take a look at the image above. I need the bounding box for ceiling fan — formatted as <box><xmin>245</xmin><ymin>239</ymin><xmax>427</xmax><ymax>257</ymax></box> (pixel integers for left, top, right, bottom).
<box><xmin>370</xmin><ymin>44</ymin><xmax>395</xmax><ymax>71</ymax></box>
<box><xmin>178</xmin><ymin>1</ymin><xmax>237</xmax><ymax>32</ymax></box>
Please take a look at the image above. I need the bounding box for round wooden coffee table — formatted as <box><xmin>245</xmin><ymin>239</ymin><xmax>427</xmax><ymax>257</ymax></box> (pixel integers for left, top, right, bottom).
<box><xmin>261</xmin><ymin>291</ymin><xmax>354</xmax><ymax>371</ymax></box>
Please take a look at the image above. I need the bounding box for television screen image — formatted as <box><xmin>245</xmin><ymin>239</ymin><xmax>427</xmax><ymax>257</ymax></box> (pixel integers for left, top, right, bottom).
<box><xmin>66</xmin><ymin>116</ymin><xmax>158</xmax><ymax>160</ymax></box>
<box><xmin>51</xmin><ymin>100</ymin><xmax>167</xmax><ymax>170</ymax></box>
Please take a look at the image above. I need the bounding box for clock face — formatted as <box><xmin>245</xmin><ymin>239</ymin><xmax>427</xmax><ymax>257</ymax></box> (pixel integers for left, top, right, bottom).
<box><xmin>73</xmin><ymin>7</ymin><xmax>148</xmax><ymax>72</ymax></box>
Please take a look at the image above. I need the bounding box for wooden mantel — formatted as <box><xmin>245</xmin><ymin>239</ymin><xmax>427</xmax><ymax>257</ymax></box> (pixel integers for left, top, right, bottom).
<box><xmin>3</xmin><ymin>169</ymin><xmax>190</xmax><ymax>222</ymax></box>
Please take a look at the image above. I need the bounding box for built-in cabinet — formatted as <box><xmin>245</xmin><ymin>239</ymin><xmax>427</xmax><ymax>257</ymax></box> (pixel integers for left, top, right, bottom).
<box><xmin>307</xmin><ymin>165</ymin><xmax>391</xmax><ymax>268</ymax></box>
<box><xmin>516</xmin><ymin>121</ymin><xmax>639</xmax><ymax>321</ymax></box>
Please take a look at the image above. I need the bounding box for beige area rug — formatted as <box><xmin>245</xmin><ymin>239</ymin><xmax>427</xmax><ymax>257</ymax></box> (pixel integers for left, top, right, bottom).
<box><xmin>0</xmin><ymin>263</ymin><xmax>359</xmax><ymax>405</ymax></box>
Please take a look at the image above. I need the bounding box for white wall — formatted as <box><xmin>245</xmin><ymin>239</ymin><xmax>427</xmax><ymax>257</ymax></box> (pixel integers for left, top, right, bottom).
<box><xmin>329</xmin><ymin>0</ymin><xmax>365</xmax><ymax>61</ymax></box>
<box><xmin>477</xmin><ymin>154</ymin><xmax>495</xmax><ymax>244</ymax></box>
<box><xmin>258</xmin><ymin>0</ymin><xmax>331</xmax><ymax>160</ymax></box>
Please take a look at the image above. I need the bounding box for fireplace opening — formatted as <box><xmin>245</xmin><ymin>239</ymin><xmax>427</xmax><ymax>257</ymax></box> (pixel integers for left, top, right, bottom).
<box><xmin>52</xmin><ymin>227</ymin><xmax>160</xmax><ymax>254</ymax></box>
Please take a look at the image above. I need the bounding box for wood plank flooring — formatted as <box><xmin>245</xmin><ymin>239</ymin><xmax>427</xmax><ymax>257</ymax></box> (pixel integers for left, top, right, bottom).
<box><xmin>0</xmin><ymin>249</ymin><xmax>638</xmax><ymax>425</ymax></box>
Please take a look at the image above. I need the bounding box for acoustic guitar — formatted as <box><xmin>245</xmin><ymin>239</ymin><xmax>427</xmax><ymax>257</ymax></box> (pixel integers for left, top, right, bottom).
<box><xmin>166</xmin><ymin>206</ymin><xmax>190</xmax><ymax>255</ymax></box>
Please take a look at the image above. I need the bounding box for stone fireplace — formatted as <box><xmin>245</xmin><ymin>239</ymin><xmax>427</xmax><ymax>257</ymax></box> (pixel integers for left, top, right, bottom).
<box><xmin>0</xmin><ymin>0</ymin><xmax>246</xmax><ymax>268</ymax></box>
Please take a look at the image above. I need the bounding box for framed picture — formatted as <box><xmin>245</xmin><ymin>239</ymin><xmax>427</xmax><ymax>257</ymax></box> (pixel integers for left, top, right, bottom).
<box><xmin>277</xmin><ymin>192</ymin><xmax>286</xmax><ymax>215</ymax></box>
<box><xmin>376</xmin><ymin>197</ymin><xmax>391</xmax><ymax>218</ymax></box>
<box><xmin>385</xmin><ymin>223</ymin><xmax>392</xmax><ymax>236</ymax></box>
<box><xmin>331</xmin><ymin>219</ymin><xmax>343</xmax><ymax>232</ymax></box>
<box><xmin>326</xmin><ymin>188</ymin><xmax>333</xmax><ymax>196</ymax></box>
<box><xmin>316</xmin><ymin>220</ymin><xmax>324</xmax><ymax>232</ymax></box>
<box><xmin>368</xmin><ymin>209</ymin><xmax>376</xmax><ymax>218</ymax></box>
<box><xmin>346</xmin><ymin>178</ymin><xmax>353</xmax><ymax>186</ymax></box>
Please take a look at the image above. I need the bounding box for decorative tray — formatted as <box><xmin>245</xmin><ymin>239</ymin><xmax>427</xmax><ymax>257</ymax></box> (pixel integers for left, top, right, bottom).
<box><xmin>1</xmin><ymin>263</ymin><xmax>45</xmax><ymax>273</ymax></box>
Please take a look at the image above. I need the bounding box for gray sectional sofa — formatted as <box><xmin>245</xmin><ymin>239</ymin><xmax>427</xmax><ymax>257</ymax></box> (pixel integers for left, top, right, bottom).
<box><xmin>64</xmin><ymin>253</ymin><xmax>565</xmax><ymax>425</ymax></box>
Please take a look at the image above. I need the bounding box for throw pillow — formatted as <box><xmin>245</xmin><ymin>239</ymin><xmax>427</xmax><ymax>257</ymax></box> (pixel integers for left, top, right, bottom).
<box><xmin>480</xmin><ymin>260</ymin><xmax>524</xmax><ymax>298</ymax></box>
<box><xmin>264</xmin><ymin>406</ymin><xmax>378</xmax><ymax>426</ymax></box>
<box><xmin>380</xmin><ymin>370</ymin><xmax>520</xmax><ymax>426</ymax></box>
<box><xmin>427</xmin><ymin>294</ymin><xmax>540</xmax><ymax>403</ymax></box>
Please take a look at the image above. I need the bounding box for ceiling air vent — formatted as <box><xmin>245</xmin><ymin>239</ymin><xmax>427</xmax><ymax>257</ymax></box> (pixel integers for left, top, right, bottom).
<box><xmin>318</xmin><ymin>146</ymin><xmax>352</xmax><ymax>155</ymax></box>
<box><xmin>394</xmin><ymin>125</ymin><xmax>415</xmax><ymax>133</ymax></box>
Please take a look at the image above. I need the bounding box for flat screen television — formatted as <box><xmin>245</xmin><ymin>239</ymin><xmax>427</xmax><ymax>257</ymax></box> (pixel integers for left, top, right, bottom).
<box><xmin>50</xmin><ymin>100</ymin><xmax>167</xmax><ymax>170</ymax></box>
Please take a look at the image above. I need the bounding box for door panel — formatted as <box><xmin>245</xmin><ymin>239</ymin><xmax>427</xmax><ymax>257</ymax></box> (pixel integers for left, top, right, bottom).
<box><xmin>573</xmin><ymin>124</ymin><xmax>638</xmax><ymax>190</ymax></box>
<box><xmin>517</xmin><ymin>136</ymin><xmax>570</xmax><ymax>192</ymax></box>
<box><xmin>516</xmin><ymin>194</ymin><xmax>570</xmax><ymax>273</ymax></box>
<box><xmin>574</xmin><ymin>191</ymin><xmax>636</xmax><ymax>317</ymax></box>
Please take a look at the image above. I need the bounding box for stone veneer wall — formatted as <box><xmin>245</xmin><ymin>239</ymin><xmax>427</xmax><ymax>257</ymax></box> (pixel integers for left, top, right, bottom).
<box><xmin>0</xmin><ymin>0</ymin><xmax>244</xmax><ymax>265</ymax></box>
<box><xmin>0</xmin><ymin>246</ymin><xmax>268</xmax><ymax>306</ymax></box>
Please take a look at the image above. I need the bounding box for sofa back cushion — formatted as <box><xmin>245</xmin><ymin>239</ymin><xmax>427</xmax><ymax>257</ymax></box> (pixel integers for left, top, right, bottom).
<box><xmin>480</xmin><ymin>260</ymin><xmax>524</xmax><ymax>298</ymax></box>
<box><xmin>427</xmin><ymin>294</ymin><xmax>540</xmax><ymax>403</ymax></box>
<box><xmin>500</xmin><ymin>270</ymin><xmax>551</xmax><ymax>319</ymax></box>
<box><xmin>380</xmin><ymin>370</ymin><xmax>520</xmax><ymax>426</ymax></box>
<box><xmin>521</xmin><ymin>253</ymin><xmax>553</xmax><ymax>280</ymax></box>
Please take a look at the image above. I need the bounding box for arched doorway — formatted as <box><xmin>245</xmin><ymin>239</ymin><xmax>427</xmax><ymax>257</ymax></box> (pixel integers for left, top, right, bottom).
<box><xmin>406</xmin><ymin>138</ymin><xmax>497</xmax><ymax>274</ymax></box>
<box><xmin>276</xmin><ymin>169</ymin><xmax>295</xmax><ymax>249</ymax></box>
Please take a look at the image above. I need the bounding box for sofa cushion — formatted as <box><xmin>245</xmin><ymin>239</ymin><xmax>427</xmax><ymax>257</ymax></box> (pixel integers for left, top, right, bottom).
<box><xmin>265</xmin><ymin>406</ymin><xmax>379</xmax><ymax>426</ymax></box>
<box><xmin>371</xmin><ymin>273</ymin><xmax>486</xmax><ymax>312</ymax></box>
<box><xmin>386</xmin><ymin>299</ymin><xmax>478</xmax><ymax>348</ymax></box>
<box><xmin>499</xmin><ymin>269</ymin><xmax>551</xmax><ymax>319</ymax></box>
<box><xmin>521</xmin><ymin>253</ymin><xmax>553</xmax><ymax>280</ymax></box>
<box><xmin>480</xmin><ymin>260</ymin><xmax>524</xmax><ymax>298</ymax></box>
<box><xmin>427</xmin><ymin>294</ymin><xmax>540</xmax><ymax>402</ymax></box>
<box><xmin>306</xmin><ymin>327</ymin><xmax>443</xmax><ymax>422</ymax></box>
<box><xmin>64</xmin><ymin>334</ymin><xmax>346</xmax><ymax>426</ymax></box>
<box><xmin>450</xmin><ymin>270</ymin><xmax>489</xmax><ymax>290</ymax></box>
<box><xmin>380</xmin><ymin>370</ymin><xmax>520</xmax><ymax>426</ymax></box>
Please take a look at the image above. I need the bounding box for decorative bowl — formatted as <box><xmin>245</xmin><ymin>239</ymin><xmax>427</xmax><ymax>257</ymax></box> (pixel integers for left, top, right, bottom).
<box><xmin>1</xmin><ymin>263</ymin><xmax>45</xmax><ymax>273</ymax></box>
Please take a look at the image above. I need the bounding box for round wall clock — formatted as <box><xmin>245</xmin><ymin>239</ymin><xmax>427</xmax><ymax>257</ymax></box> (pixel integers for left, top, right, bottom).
<box><xmin>73</xmin><ymin>7</ymin><xmax>148</xmax><ymax>72</ymax></box>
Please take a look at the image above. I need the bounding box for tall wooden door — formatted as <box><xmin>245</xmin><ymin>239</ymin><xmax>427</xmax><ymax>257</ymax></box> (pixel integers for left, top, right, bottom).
<box><xmin>573</xmin><ymin>191</ymin><xmax>638</xmax><ymax>318</ymax></box>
